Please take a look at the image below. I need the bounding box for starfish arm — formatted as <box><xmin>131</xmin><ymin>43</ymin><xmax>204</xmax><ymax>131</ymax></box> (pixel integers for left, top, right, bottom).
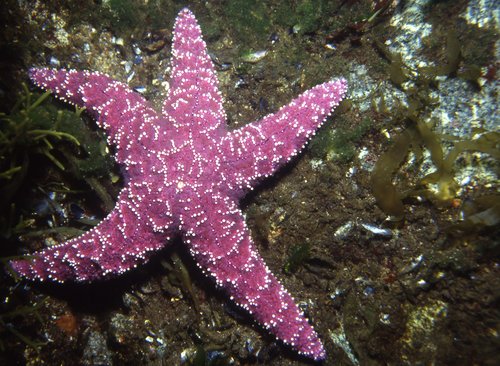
<box><xmin>10</xmin><ymin>187</ymin><xmax>169</xmax><ymax>282</ymax></box>
<box><xmin>163</xmin><ymin>8</ymin><xmax>227</xmax><ymax>138</ymax></box>
<box><xmin>222</xmin><ymin>79</ymin><xmax>347</xmax><ymax>193</ymax></box>
<box><xmin>29</xmin><ymin>68</ymin><xmax>163</xmax><ymax>167</ymax></box>
<box><xmin>183</xmin><ymin>193</ymin><xmax>325</xmax><ymax>360</ymax></box>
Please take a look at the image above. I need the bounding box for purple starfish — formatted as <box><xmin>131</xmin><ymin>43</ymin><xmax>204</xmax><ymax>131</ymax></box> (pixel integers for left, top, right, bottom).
<box><xmin>11</xmin><ymin>8</ymin><xmax>347</xmax><ymax>360</ymax></box>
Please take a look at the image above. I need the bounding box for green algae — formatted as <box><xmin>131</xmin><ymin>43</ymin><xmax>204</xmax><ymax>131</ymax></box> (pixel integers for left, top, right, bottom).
<box><xmin>284</xmin><ymin>242</ymin><xmax>311</xmax><ymax>274</ymax></box>
<box><xmin>0</xmin><ymin>305</ymin><xmax>47</xmax><ymax>352</ymax></box>
<box><xmin>0</xmin><ymin>86</ymin><xmax>79</xmax><ymax>213</ymax></box>
<box><xmin>226</xmin><ymin>0</ymin><xmax>336</xmax><ymax>43</ymax></box>
<box><xmin>274</xmin><ymin>0</ymin><xmax>332</xmax><ymax>34</ymax></box>
<box><xmin>0</xmin><ymin>85</ymin><xmax>118</xmax><ymax>238</ymax></box>
<box><xmin>104</xmin><ymin>0</ymin><xmax>173</xmax><ymax>35</ymax></box>
<box><xmin>309</xmin><ymin>114</ymin><xmax>371</xmax><ymax>163</ymax></box>
<box><xmin>0</xmin><ymin>289</ymin><xmax>46</xmax><ymax>352</ymax></box>
<box><xmin>224</xmin><ymin>0</ymin><xmax>271</xmax><ymax>44</ymax></box>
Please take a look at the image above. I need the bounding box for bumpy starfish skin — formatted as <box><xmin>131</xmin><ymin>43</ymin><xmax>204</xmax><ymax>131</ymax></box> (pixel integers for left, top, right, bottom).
<box><xmin>11</xmin><ymin>8</ymin><xmax>347</xmax><ymax>360</ymax></box>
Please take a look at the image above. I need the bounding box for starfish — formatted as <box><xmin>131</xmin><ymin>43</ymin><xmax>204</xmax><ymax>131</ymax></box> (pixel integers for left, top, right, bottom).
<box><xmin>11</xmin><ymin>8</ymin><xmax>347</xmax><ymax>360</ymax></box>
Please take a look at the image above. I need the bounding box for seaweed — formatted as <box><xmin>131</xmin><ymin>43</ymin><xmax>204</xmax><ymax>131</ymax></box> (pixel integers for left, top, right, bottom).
<box><xmin>372</xmin><ymin>119</ymin><xmax>499</xmax><ymax>222</ymax></box>
<box><xmin>371</xmin><ymin>31</ymin><xmax>498</xmax><ymax>226</ymax></box>
<box><xmin>418</xmin><ymin>129</ymin><xmax>499</xmax><ymax>203</ymax></box>
<box><xmin>161</xmin><ymin>253</ymin><xmax>200</xmax><ymax>315</ymax></box>
<box><xmin>0</xmin><ymin>305</ymin><xmax>46</xmax><ymax>352</ymax></box>
<box><xmin>224</xmin><ymin>0</ymin><xmax>271</xmax><ymax>44</ymax></box>
<box><xmin>0</xmin><ymin>283</ymin><xmax>47</xmax><ymax>353</ymax></box>
<box><xmin>0</xmin><ymin>85</ymin><xmax>80</xmax><ymax>215</ymax></box>
<box><xmin>103</xmin><ymin>0</ymin><xmax>172</xmax><ymax>36</ymax></box>
<box><xmin>0</xmin><ymin>84</ymin><xmax>117</xmax><ymax>240</ymax></box>
<box><xmin>309</xmin><ymin>114</ymin><xmax>371</xmax><ymax>163</ymax></box>
<box><xmin>274</xmin><ymin>0</ymin><xmax>334</xmax><ymax>35</ymax></box>
<box><xmin>371</xmin><ymin>126</ymin><xmax>413</xmax><ymax>220</ymax></box>
<box><xmin>284</xmin><ymin>243</ymin><xmax>311</xmax><ymax>274</ymax></box>
<box><xmin>446</xmin><ymin>194</ymin><xmax>500</xmax><ymax>236</ymax></box>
